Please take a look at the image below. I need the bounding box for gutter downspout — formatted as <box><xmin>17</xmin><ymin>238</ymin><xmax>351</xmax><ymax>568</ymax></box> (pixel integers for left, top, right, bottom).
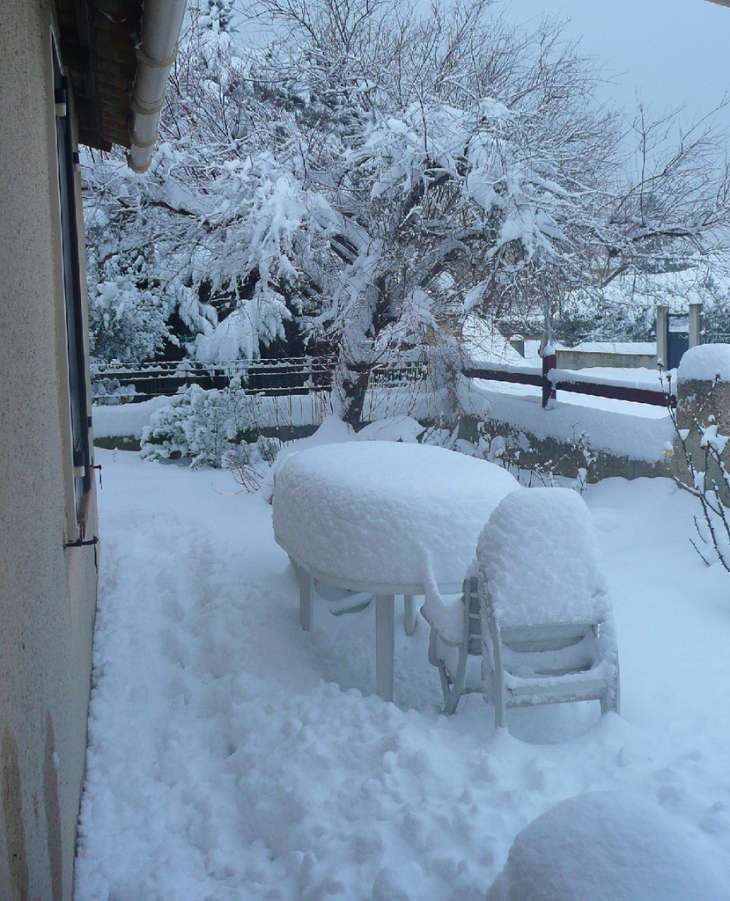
<box><xmin>128</xmin><ymin>0</ymin><xmax>188</xmax><ymax>173</ymax></box>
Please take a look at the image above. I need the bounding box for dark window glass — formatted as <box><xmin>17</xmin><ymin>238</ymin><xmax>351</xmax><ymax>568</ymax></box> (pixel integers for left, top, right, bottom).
<box><xmin>53</xmin><ymin>53</ymin><xmax>91</xmax><ymax>513</ymax></box>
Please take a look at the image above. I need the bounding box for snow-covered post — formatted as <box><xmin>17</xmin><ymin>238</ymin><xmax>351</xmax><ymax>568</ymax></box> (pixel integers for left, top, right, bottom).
<box><xmin>670</xmin><ymin>345</ymin><xmax>730</xmax><ymax>566</ymax></box>
<box><xmin>509</xmin><ymin>334</ymin><xmax>525</xmax><ymax>358</ymax></box>
<box><xmin>540</xmin><ymin>343</ymin><xmax>556</xmax><ymax>409</ymax></box>
<box><xmin>673</xmin><ymin>345</ymin><xmax>730</xmax><ymax>501</ymax></box>
<box><xmin>540</xmin><ymin>278</ymin><xmax>556</xmax><ymax>409</ymax></box>
<box><xmin>689</xmin><ymin>302</ymin><xmax>703</xmax><ymax>349</ymax></box>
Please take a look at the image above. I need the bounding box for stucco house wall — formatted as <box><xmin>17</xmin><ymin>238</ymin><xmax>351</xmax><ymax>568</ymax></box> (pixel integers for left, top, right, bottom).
<box><xmin>0</xmin><ymin>2</ymin><xmax>99</xmax><ymax>897</ymax></box>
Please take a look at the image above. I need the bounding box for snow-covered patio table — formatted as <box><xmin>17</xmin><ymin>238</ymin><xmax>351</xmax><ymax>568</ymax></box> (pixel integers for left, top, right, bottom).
<box><xmin>273</xmin><ymin>440</ymin><xmax>519</xmax><ymax>701</ymax></box>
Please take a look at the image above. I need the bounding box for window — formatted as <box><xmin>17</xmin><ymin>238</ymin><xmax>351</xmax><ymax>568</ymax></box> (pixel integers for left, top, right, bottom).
<box><xmin>53</xmin><ymin>47</ymin><xmax>92</xmax><ymax>520</ymax></box>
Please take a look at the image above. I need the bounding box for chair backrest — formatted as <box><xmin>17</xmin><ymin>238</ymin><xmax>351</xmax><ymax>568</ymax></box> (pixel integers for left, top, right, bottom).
<box><xmin>477</xmin><ymin>487</ymin><xmax>608</xmax><ymax>629</ymax></box>
<box><xmin>464</xmin><ymin>575</ymin><xmax>481</xmax><ymax>654</ymax></box>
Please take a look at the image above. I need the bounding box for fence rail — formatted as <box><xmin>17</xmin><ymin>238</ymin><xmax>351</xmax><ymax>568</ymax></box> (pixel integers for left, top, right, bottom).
<box><xmin>91</xmin><ymin>357</ymin><xmax>428</xmax><ymax>402</ymax></box>
<box><xmin>465</xmin><ymin>356</ymin><xmax>676</xmax><ymax>409</ymax></box>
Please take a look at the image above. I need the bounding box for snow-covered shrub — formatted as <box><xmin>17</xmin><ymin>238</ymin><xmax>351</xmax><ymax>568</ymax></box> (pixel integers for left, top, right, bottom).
<box><xmin>141</xmin><ymin>385</ymin><xmax>260</xmax><ymax>470</ymax></box>
<box><xmin>222</xmin><ymin>436</ymin><xmax>283</xmax><ymax>491</ymax></box>
<box><xmin>87</xmin><ymin>270</ymin><xmax>174</xmax><ymax>366</ymax></box>
<box><xmin>421</xmin><ymin>418</ymin><xmax>596</xmax><ymax>490</ymax></box>
<box><xmin>90</xmin><ymin>376</ymin><xmax>136</xmax><ymax>406</ymax></box>
<box><xmin>486</xmin><ymin>791</ymin><xmax>727</xmax><ymax>901</ymax></box>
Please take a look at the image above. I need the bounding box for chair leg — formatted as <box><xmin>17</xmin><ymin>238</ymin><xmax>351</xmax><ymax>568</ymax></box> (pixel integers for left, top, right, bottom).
<box><xmin>443</xmin><ymin>644</ymin><xmax>469</xmax><ymax>715</ymax></box>
<box><xmin>443</xmin><ymin>660</ymin><xmax>466</xmax><ymax>715</ymax></box>
<box><xmin>601</xmin><ymin>665</ymin><xmax>621</xmax><ymax>716</ymax></box>
<box><xmin>493</xmin><ymin>683</ymin><xmax>507</xmax><ymax>728</ymax></box>
<box><xmin>488</xmin><ymin>619</ymin><xmax>508</xmax><ymax>730</ymax></box>
<box><xmin>429</xmin><ymin>628</ymin><xmax>461</xmax><ymax>714</ymax></box>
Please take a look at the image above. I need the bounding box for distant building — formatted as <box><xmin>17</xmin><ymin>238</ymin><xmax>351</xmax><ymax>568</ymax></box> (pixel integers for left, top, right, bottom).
<box><xmin>0</xmin><ymin>1</ymin><xmax>184</xmax><ymax>897</ymax></box>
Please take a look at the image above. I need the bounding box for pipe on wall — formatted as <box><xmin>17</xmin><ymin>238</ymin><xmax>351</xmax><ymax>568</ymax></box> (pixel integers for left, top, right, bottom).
<box><xmin>128</xmin><ymin>0</ymin><xmax>188</xmax><ymax>173</ymax></box>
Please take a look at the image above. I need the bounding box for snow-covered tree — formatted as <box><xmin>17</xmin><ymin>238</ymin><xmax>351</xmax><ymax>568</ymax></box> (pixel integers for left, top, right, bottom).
<box><xmin>600</xmin><ymin>103</ymin><xmax>730</xmax><ymax>286</ymax></box>
<box><xmin>229</xmin><ymin>0</ymin><xmax>630</xmax><ymax>420</ymax></box>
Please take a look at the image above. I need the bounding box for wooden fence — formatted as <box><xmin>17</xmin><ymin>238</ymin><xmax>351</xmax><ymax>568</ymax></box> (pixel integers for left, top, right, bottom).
<box><xmin>93</xmin><ymin>352</ymin><xmax>676</xmax><ymax>411</ymax></box>
<box><xmin>91</xmin><ymin>357</ymin><xmax>427</xmax><ymax>402</ymax></box>
<box><xmin>464</xmin><ymin>351</ymin><xmax>676</xmax><ymax>409</ymax></box>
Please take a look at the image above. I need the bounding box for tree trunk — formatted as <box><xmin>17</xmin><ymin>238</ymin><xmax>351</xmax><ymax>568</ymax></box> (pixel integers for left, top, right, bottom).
<box><xmin>339</xmin><ymin>365</ymin><xmax>370</xmax><ymax>429</ymax></box>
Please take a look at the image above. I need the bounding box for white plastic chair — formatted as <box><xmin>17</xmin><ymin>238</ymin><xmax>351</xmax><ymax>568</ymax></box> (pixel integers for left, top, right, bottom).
<box><xmin>424</xmin><ymin>575</ymin><xmax>481</xmax><ymax>714</ymax></box>
<box><xmin>477</xmin><ymin>488</ymin><xmax>620</xmax><ymax>730</ymax></box>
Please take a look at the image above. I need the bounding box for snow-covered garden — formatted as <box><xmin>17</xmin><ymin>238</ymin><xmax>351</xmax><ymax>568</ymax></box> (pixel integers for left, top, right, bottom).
<box><xmin>72</xmin><ymin>1</ymin><xmax>730</xmax><ymax>896</ymax></box>
<box><xmin>74</xmin><ymin>416</ymin><xmax>730</xmax><ymax>900</ymax></box>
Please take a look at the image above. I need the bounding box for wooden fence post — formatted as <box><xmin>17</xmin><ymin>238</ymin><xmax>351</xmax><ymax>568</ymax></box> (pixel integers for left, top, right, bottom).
<box><xmin>541</xmin><ymin>346</ymin><xmax>557</xmax><ymax>408</ymax></box>
<box><xmin>656</xmin><ymin>305</ymin><xmax>669</xmax><ymax>369</ymax></box>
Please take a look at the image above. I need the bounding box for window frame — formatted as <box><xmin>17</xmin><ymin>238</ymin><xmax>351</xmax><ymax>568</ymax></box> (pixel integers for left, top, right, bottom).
<box><xmin>52</xmin><ymin>43</ymin><xmax>92</xmax><ymax>528</ymax></box>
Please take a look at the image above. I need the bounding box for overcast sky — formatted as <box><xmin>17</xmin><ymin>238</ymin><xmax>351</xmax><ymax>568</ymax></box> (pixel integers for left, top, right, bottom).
<box><xmin>502</xmin><ymin>0</ymin><xmax>730</xmax><ymax>131</ymax></box>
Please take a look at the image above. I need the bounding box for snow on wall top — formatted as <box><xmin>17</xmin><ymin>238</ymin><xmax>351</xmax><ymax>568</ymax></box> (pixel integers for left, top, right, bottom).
<box><xmin>459</xmin><ymin>377</ymin><xmax>674</xmax><ymax>462</ymax></box>
<box><xmin>485</xmin><ymin>791</ymin><xmax>728</xmax><ymax>901</ymax></box>
<box><xmin>273</xmin><ymin>441</ymin><xmax>519</xmax><ymax>589</ymax></box>
<box><xmin>561</xmin><ymin>341</ymin><xmax>656</xmax><ymax>355</ymax></box>
<box><xmin>677</xmin><ymin>344</ymin><xmax>730</xmax><ymax>383</ymax></box>
<box><xmin>477</xmin><ymin>488</ymin><xmax>608</xmax><ymax>627</ymax></box>
<box><xmin>93</xmin><ymin>396</ymin><xmax>173</xmax><ymax>439</ymax></box>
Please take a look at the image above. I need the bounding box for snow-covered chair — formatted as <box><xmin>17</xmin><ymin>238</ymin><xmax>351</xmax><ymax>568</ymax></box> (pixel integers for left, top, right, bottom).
<box><xmin>423</xmin><ymin>574</ymin><xmax>481</xmax><ymax>714</ymax></box>
<box><xmin>478</xmin><ymin>488</ymin><xmax>620</xmax><ymax>730</ymax></box>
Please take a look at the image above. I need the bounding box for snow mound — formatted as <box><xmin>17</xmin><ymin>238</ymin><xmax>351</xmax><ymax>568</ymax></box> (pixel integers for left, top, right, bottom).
<box><xmin>273</xmin><ymin>441</ymin><xmax>519</xmax><ymax>588</ymax></box>
<box><xmin>93</xmin><ymin>395</ymin><xmax>173</xmax><ymax>439</ymax></box>
<box><xmin>355</xmin><ymin>416</ymin><xmax>425</xmax><ymax>443</ymax></box>
<box><xmin>678</xmin><ymin>344</ymin><xmax>730</xmax><ymax>383</ymax></box>
<box><xmin>272</xmin><ymin>414</ymin><xmax>356</xmax><ymax>477</ymax></box>
<box><xmin>486</xmin><ymin>791</ymin><xmax>728</xmax><ymax>901</ymax></box>
<box><xmin>477</xmin><ymin>488</ymin><xmax>607</xmax><ymax>627</ymax></box>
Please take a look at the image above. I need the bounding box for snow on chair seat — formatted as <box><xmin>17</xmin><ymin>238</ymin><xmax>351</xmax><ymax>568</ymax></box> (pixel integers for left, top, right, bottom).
<box><xmin>477</xmin><ymin>487</ymin><xmax>620</xmax><ymax>730</ymax></box>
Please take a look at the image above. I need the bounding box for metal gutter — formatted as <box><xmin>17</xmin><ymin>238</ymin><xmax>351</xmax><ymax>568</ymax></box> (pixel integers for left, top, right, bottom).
<box><xmin>128</xmin><ymin>0</ymin><xmax>188</xmax><ymax>173</ymax></box>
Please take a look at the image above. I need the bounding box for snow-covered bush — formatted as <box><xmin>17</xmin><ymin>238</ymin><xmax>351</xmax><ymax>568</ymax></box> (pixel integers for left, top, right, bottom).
<box><xmin>141</xmin><ymin>384</ymin><xmax>275</xmax><ymax>474</ymax></box>
<box><xmin>90</xmin><ymin>376</ymin><xmax>136</xmax><ymax>406</ymax></box>
<box><xmin>486</xmin><ymin>791</ymin><xmax>727</xmax><ymax>901</ymax></box>
<box><xmin>88</xmin><ymin>275</ymin><xmax>172</xmax><ymax>365</ymax></box>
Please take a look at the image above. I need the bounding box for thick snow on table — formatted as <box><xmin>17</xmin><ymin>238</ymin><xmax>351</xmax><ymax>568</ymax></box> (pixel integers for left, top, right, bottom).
<box><xmin>273</xmin><ymin>441</ymin><xmax>520</xmax><ymax>589</ymax></box>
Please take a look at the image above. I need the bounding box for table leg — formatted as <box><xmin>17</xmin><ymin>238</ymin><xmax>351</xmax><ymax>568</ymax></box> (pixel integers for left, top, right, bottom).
<box><xmin>291</xmin><ymin>558</ymin><xmax>314</xmax><ymax>632</ymax></box>
<box><xmin>375</xmin><ymin>594</ymin><xmax>395</xmax><ymax>702</ymax></box>
<box><xmin>404</xmin><ymin>594</ymin><xmax>417</xmax><ymax>636</ymax></box>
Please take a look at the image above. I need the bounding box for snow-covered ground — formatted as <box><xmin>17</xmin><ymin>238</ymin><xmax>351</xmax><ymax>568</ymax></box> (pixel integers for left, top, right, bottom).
<box><xmin>75</xmin><ymin>445</ymin><xmax>730</xmax><ymax>900</ymax></box>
